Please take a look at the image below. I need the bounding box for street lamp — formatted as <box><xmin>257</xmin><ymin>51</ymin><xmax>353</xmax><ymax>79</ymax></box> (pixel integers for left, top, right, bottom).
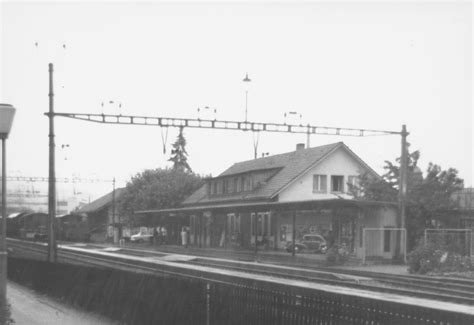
<box><xmin>0</xmin><ymin>103</ymin><xmax>16</xmax><ymax>305</ymax></box>
<box><xmin>243</xmin><ymin>73</ymin><xmax>251</xmax><ymax>122</ymax></box>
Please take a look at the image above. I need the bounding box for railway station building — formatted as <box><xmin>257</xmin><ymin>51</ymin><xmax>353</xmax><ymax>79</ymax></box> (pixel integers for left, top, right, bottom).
<box><xmin>74</xmin><ymin>187</ymin><xmax>126</xmax><ymax>243</ymax></box>
<box><xmin>138</xmin><ymin>142</ymin><xmax>401</xmax><ymax>260</ymax></box>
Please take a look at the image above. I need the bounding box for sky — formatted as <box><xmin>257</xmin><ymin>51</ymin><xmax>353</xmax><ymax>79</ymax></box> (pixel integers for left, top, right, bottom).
<box><xmin>1</xmin><ymin>1</ymin><xmax>472</xmax><ymax>200</ymax></box>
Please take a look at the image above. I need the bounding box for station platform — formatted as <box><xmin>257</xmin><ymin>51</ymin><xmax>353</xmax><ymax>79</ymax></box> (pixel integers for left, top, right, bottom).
<box><xmin>124</xmin><ymin>242</ymin><xmax>327</xmax><ymax>262</ymax></box>
<box><xmin>118</xmin><ymin>242</ymin><xmax>409</xmax><ymax>274</ymax></box>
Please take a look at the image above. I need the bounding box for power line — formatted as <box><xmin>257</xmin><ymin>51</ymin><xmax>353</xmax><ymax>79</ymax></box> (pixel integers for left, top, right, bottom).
<box><xmin>1</xmin><ymin>176</ymin><xmax>117</xmax><ymax>183</ymax></box>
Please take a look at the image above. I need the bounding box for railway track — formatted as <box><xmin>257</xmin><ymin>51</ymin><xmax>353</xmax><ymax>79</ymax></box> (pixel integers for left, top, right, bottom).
<box><xmin>182</xmin><ymin>259</ymin><xmax>474</xmax><ymax>302</ymax></box>
<box><xmin>8</xmin><ymin>239</ymin><xmax>474</xmax><ymax>307</ymax></box>
<box><xmin>90</xmin><ymin>243</ymin><xmax>474</xmax><ymax>305</ymax></box>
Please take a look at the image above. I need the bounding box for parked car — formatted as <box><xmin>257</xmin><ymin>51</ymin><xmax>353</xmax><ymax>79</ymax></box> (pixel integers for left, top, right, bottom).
<box><xmin>285</xmin><ymin>234</ymin><xmax>327</xmax><ymax>254</ymax></box>
<box><xmin>130</xmin><ymin>231</ymin><xmax>153</xmax><ymax>243</ymax></box>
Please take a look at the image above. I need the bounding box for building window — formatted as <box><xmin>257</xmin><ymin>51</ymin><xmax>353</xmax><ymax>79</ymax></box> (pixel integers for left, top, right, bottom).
<box><xmin>331</xmin><ymin>175</ymin><xmax>344</xmax><ymax>192</ymax></box>
<box><xmin>251</xmin><ymin>213</ymin><xmax>256</xmax><ymax>236</ymax></box>
<box><xmin>313</xmin><ymin>175</ymin><xmax>327</xmax><ymax>193</ymax></box>
<box><xmin>347</xmin><ymin>175</ymin><xmax>359</xmax><ymax>194</ymax></box>
<box><xmin>384</xmin><ymin>229</ymin><xmax>391</xmax><ymax>252</ymax></box>
<box><xmin>257</xmin><ymin>215</ymin><xmax>263</xmax><ymax>236</ymax></box>
<box><xmin>347</xmin><ymin>175</ymin><xmax>358</xmax><ymax>187</ymax></box>
<box><xmin>190</xmin><ymin>216</ymin><xmax>196</xmax><ymax>238</ymax></box>
<box><xmin>263</xmin><ymin>214</ymin><xmax>269</xmax><ymax>236</ymax></box>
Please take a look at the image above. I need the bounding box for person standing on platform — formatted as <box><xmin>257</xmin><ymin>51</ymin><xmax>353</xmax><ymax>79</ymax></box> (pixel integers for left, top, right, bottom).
<box><xmin>153</xmin><ymin>226</ymin><xmax>159</xmax><ymax>246</ymax></box>
<box><xmin>161</xmin><ymin>226</ymin><xmax>168</xmax><ymax>245</ymax></box>
<box><xmin>157</xmin><ymin>226</ymin><xmax>163</xmax><ymax>245</ymax></box>
<box><xmin>181</xmin><ymin>227</ymin><xmax>188</xmax><ymax>248</ymax></box>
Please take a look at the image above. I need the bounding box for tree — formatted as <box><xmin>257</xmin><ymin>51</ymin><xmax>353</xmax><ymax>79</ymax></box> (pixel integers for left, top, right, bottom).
<box><xmin>351</xmin><ymin>148</ymin><xmax>464</xmax><ymax>250</ymax></box>
<box><xmin>119</xmin><ymin>168</ymin><xmax>204</xmax><ymax>221</ymax></box>
<box><xmin>168</xmin><ymin>127</ymin><xmax>192</xmax><ymax>172</ymax></box>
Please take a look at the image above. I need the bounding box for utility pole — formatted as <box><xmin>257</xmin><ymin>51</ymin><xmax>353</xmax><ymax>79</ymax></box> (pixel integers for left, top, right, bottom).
<box><xmin>48</xmin><ymin>63</ymin><xmax>57</xmax><ymax>263</ymax></box>
<box><xmin>396</xmin><ymin>124</ymin><xmax>409</xmax><ymax>261</ymax></box>
<box><xmin>399</xmin><ymin>125</ymin><xmax>408</xmax><ymax>230</ymax></box>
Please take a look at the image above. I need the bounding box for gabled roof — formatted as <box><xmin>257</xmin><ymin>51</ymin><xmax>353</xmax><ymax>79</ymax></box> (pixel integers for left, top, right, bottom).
<box><xmin>75</xmin><ymin>188</ymin><xmax>125</xmax><ymax>214</ymax></box>
<box><xmin>182</xmin><ymin>142</ymin><xmax>378</xmax><ymax>207</ymax></box>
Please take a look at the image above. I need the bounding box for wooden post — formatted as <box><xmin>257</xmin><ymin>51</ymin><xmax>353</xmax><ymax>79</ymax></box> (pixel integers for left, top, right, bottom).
<box><xmin>254</xmin><ymin>212</ymin><xmax>258</xmax><ymax>257</ymax></box>
<box><xmin>362</xmin><ymin>228</ymin><xmax>366</xmax><ymax>264</ymax></box>
<box><xmin>199</xmin><ymin>214</ymin><xmax>202</xmax><ymax>248</ymax></box>
<box><xmin>400</xmin><ymin>125</ymin><xmax>408</xmax><ymax>230</ymax></box>
<box><xmin>224</xmin><ymin>214</ymin><xmax>228</xmax><ymax>249</ymax></box>
<box><xmin>292</xmin><ymin>210</ymin><xmax>296</xmax><ymax>257</ymax></box>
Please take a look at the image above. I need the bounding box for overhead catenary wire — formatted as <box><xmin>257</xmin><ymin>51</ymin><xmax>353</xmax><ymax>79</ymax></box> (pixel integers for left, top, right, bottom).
<box><xmin>47</xmin><ymin>112</ymin><xmax>402</xmax><ymax>137</ymax></box>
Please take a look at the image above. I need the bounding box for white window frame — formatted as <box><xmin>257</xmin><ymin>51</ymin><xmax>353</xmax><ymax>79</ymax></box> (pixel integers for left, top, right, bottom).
<box><xmin>313</xmin><ymin>174</ymin><xmax>327</xmax><ymax>193</ymax></box>
<box><xmin>347</xmin><ymin>175</ymin><xmax>359</xmax><ymax>194</ymax></box>
<box><xmin>331</xmin><ymin>175</ymin><xmax>344</xmax><ymax>193</ymax></box>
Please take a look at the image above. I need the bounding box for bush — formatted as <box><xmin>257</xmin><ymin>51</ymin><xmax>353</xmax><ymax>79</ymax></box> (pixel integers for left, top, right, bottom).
<box><xmin>408</xmin><ymin>241</ymin><xmax>474</xmax><ymax>274</ymax></box>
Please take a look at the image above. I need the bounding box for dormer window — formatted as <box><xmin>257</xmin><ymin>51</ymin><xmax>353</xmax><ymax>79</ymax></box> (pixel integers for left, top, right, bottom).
<box><xmin>212</xmin><ymin>181</ymin><xmax>218</xmax><ymax>195</ymax></box>
<box><xmin>223</xmin><ymin>178</ymin><xmax>234</xmax><ymax>194</ymax></box>
<box><xmin>208</xmin><ymin>169</ymin><xmax>278</xmax><ymax>197</ymax></box>
<box><xmin>242</xmin><ymin>175</ymin><xmax>251</xmax><ymax>191</ymax></box>
<box><xmin>331</xmin><ymin>175</ymin><xmax>344</xmax><ymax>192</ymax></box>
<box><xmin>223</xmin><ymin>179</ymin><xmax>229</xmax><ymax>194</ymax></box>
<box><xmin>236</xmin><ymin>177</ymin><xmax>242</xmax><ymax>192</ymax></box>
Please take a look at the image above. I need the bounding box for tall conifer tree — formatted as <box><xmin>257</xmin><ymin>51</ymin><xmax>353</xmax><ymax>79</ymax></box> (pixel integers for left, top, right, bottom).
<box><xmin>168</xmin><ymin>127</ymin><xmax>192</xmax><ymax>173</ymax></box>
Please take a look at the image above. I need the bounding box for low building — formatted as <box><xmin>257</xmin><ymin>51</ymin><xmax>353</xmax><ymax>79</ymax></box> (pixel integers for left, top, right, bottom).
<box><xmin>139</xmin><ymin>142</ymin><xmax>401</xmax><ymax>260</ymax></box>
<box><xmin>74</xmin><ymin>187</ymin><xmax>126</xmax><ymax>243</ymax></box>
